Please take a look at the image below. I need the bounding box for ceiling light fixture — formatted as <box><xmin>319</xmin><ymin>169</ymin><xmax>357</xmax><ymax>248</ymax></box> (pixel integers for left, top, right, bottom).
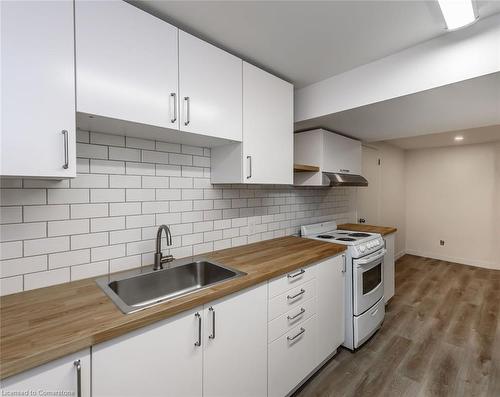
<box><xmin>454</xmin><ymin>135</ymin><xmax>464</xmax><ymax>141</ymax></box>
<box><xmin>437</xmin><ymin>0</ymin><xmax>478</xmax><ymax>30</ymax></box>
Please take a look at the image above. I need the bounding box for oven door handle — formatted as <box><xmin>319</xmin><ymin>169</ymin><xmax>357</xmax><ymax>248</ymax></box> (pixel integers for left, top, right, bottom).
<box><xmin>354</xmin><ymin>249</ymin><xmax>386</xmax><ymax>266</ymax></box>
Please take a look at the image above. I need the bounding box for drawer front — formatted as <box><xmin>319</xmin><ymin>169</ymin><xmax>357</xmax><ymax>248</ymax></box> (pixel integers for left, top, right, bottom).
<box><xmin>353</xmin><ymin>297</ymin><xmax>385</xmax><ymax>349</ymax></box>
<box><xmin>268</xmin><ymin>316</ymin><xmax>317</xmax><ymax>397</ymax></box>
<box><xmin>268</xmin><ymin>297</ymin><xmax>316</xmax><ymax>343</ymax></box>
<box><xmin>268</xmin><ymin>265</ymin><xmax>316</xmax><ymax>299</ymax></box>
<box><xmin>268</xmin><ymin>279</ymin><xmax>316</xmax><ymax>321</ymax></box>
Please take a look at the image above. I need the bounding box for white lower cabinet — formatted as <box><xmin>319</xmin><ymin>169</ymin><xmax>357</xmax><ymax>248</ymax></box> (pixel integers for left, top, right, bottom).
<box><xmin>316</xmin><ymin>254</ymin><xmax>345</xmax><ymax>365</ymax></box>
<box><xmin>92</xmin><ymin>284</ymin><xmax>268</xmax><ymax>397</ymax></box>
<box><xmin>92</xmin><ymin>307</ymin><xmax>203</xmax><ymax>397</ymax></box>
<box><xmin>203</xmin><ymin>283</ymin><xmax>268</xmax><ymax>397</ymax></box>
<box><xmin>268</xmin><ymin>316</ymin><xmax>318</xmax><ymax>397</ymax></box>
<box><xmin>0</xmin><ymin>349</ymin><xmax>90</xmax><ymax>396</ymax></box>
<box><xmin>384</xmin><ymin>233</ymin><xmax>396</xmax><ymax>303</ymax></box>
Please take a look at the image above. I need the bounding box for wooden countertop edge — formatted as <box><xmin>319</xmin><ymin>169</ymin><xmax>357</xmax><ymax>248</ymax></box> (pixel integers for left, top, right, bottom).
<box><xmin>337</xmin><ymin>223</ymin><xmax>397</xmax><ymax>236</ymax></box>
<box><xmin>0</xmin><ymin>237</ymin><xmax>346</xmax><ymax>379</ymax></box>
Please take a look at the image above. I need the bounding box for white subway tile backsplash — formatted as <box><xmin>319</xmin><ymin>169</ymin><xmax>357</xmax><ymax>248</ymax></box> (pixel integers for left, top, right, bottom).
<box><xmin>71</xmin><ymin>203</ymin><xmax>108</xmax><ymax>219</ymax></box>
<box><xmin>71</xmin><ymin>232</ymin><xmax>108</xmax><ymax>250</ymax></box>
<box><xmin>1</xmin><ymin>189</ymin><xmax>46</xmax><ymax>205</ymax></box>
<box><xmin>1</xmin><ymin>222</ymin><xmax>46</xmax><ymax>242</ymax></box>
<box><xmin>1</xmin><ymin>255</ymin><xmax>47</xmax><ymax>278</ymax></box>
<box><xmin>48</xmin><ymin>189</ymin><xmax>89</xmax><ymax>204</ymax></box>
<box><xmin>0</xmin><ymin>131</ymin><xmax>354</xmax><ymax>294</ymax></box>
<box><xmin>49</xmin><ymin>249</ymin><xmax>90</xmax><ymax>269</ymax></box>
<box><xmin>48</xmin><ymin>219</ymin><xmax>89</xmax><ymax>237</ymax></box>
<box><xmin>0</xmin><ymin>207</ymin><xmax>22</xmax><ymax>224</ymax></box>
<box><xmin>24</xmin><ymin>268</ymin><xmax>70</xmax><ymax>291</ymax></box>
<box><xmin>0</xmin><ymin>241</ymin><xmax>23</xmax><ymax>260</ymax></box>
<box><xmin>24</xmin><ymin>236</ymin><xmax>69</xmax><ymax>256</ymax></box>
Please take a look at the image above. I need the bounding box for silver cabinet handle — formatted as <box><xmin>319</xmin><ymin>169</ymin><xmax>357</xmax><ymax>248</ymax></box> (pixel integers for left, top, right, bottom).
<box><xmin>62</xmin><ymin>130</ymin><xmax>69</xmax><ymax>169</ymax></box>
<box><xmin>287</xmin><ymin>327</ymin><xmax>305</xmax><ymax>341</ymax></box>
<box><xmin>340</xmin><ymin>169</ymin><xmax>350</xmax><ymax>173</ymax></box>
<box><xmin>209</xmin><ymin>307</ymin><xmax>215</xmax><ymax>339</ymax></box>
<box><xmin>170</xmin><ymin>93</ymin><xmax>177</xmax><ymax>123</ymax></box>
<box><xmin>342</xmin><ymin>254</ymin><xmax>346</xmax><ymax>273</ymax></box>
<box><xmin>287</xmin><ymin>269</ymin><xmax>305</xmax><ymax>279</ymax></box>
<box><xmin>246</xmin><ymin>155</ymin><xmax>252</xmax><ymax>179</ymax></box>
<box><xmin>287</xmin><ymin>307</ymin><xmax>305</xmax><ymax>320</ymax></box>
<box><xmin>184</xmin><ymin>96</ymin><xmax>190</xmax><ymax>126</ymax></box>
<box><xmin>73</xmin><ymin>360</ymin><xmax>81</xmax><ymax>397</ymax></box>
<box><xmin>287</xmin><ymin>288</ymin><xmax>305</xmax><ymax>300</ymax></box>
<box><xmin>194</xmin><ymin>312</ymin><xmax>201</xmax><ymax>346</ymax></box>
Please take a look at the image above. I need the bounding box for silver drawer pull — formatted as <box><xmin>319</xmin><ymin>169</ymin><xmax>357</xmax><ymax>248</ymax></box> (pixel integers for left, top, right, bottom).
<box><xmin>73</xmin><ymin>360</ymin><xmax>81</xmax><ymax>397</ymax></box>
<box><xmin>287</xmin><ymin>307</ymin><xmax>305</xmax><ymax>320</ymax></box>
<box><xmin>62</xmin><ymin>130</ymin><xmax>69</xmax><ymax>169</ymax></box>
<box><xmin>194</xmin><ymin>312</ymin><xmax>201</xmax><ymax>347</ymax></box>
<box><xmin>287</xmin><ymin>327</ymin><xmax>305</xmax><ymax>341</ymax></box>
<box><xmin>287</xmin><ymin>288</ymin><xmax>305</xmax><ymax>300</ymax></box>
<box><xmin>287</xmin><ymin>269</ymin><xmax>305</xmax><ymax>279</ymax></box>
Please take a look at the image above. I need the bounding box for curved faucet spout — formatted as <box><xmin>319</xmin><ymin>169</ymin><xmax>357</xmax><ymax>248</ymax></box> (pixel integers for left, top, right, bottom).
<box><xmin>154</xmin><ymin>225</ymin><xmax>174</xmax><ymax>271</ymax></box>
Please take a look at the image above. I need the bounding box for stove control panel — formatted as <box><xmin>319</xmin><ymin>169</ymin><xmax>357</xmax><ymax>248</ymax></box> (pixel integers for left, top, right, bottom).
<box><xmin>351</xmin><ymin>236</ymin><xmax>384</xmax><ymax>258</ymax></box>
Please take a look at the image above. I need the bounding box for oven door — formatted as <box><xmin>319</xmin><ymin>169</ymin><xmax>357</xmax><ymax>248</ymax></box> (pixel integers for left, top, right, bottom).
<box><xmin>353</xmin><ymin>248</ymin><xmax>386</xmax><ymax>316</ymax></box>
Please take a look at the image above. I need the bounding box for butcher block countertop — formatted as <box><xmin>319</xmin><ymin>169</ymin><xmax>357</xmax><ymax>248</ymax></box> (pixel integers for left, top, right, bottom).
<box><xmin>338</xmin><ymin>223</ymin><xmax>397</xmax><ymax>236</ymax></box>
<box><xmin>0</xmin><ymin>236</ymin><xmax>345</xmax><ymax>379</ymax></box>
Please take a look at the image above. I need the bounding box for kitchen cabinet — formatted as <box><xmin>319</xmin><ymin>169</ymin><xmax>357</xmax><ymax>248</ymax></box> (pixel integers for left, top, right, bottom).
<box><xmin>384</xmin><ymin>233</ymin><xmax>395</xmax><ymax>303</ymax></box>
<box><xmin>92</xmin><ymin>307</ymin><xmax>203</xmax><ymax>397</ymax></box>
<box><xmin>1</xmin><ymin>0</ymin><xmax>76</xmax><ymax>178</ymax></box>
<box><xmin>92</xmin><ymin>284</ymin><xmax>267</xmax><ymax>397</ymax></box>
<box><xmin>75</xmin><ymin>0</ymin><xmax>179</xmax><ymax>130</ymax></box>
<box><xmin>211</xmin><ymin>62</ymin><xmax>294</xmax><ymax>184</ymax></box>
<box><xmin>0</xmin><ymin>349</ymin><xmax>90</xmax><ymax>396</ymax></box>
<box><xmin>179</xmin><ymin>31</ymin><xmax>242</xmax><ymax>142</ymax></box>
<box><xmin>294</xmin><ymin>129</ymin><xmax>362</xmax><ymax>186</ymax></box>
<box><xmin>316</xmin><ymin>254</ymin><xmax>345</xmax><ymax>365</ymax></box>
<box><xmin>203</xmin><ymin>283</ymin><xmax>267</xmax><ymax>397</ymax></box>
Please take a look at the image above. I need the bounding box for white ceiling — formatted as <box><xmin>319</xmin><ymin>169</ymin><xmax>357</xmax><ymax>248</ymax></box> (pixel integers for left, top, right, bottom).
<box><xmin>130</xmin><ymin>1</ymin><xmax>500</xmax><ymax>88</ymax></box>
<box><xmin>387</xmin><ymin>125</ymin><xmax>500</xmax><ymax>150</ymax></box>
<box><xmin>294</xmin><ymin>72</ymin><xmax>500</xmax><ymax>142</ymax></box>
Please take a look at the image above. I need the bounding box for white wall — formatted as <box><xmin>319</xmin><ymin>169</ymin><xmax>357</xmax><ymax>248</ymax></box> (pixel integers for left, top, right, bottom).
<box><xmin>405</xmin><ymin>142</ymin><xmax>500</xmax><ymax>269</ymax></box>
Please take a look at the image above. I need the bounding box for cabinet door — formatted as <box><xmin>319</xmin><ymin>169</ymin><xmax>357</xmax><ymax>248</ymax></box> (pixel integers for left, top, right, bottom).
<box><xmin>0</xmin><ymin>349</ymin><xmax>90</xmax><ymax>396</ymax></box>
<box><xmin>179</xmin><ymin>31</ymin><xmax>242</xmax><ymax>141</ymax></box>
<box><xmin>92</xmin><ymin>308</ymin><xmax>203</xmax><ymax>397</ymax></box>
<box><xmin>203</xmin><ymin>283</ymin><xmax>267</xmax><ymax>397</ymax></box>
<box><xmin>243</xmin><ymin>62</ymin><xmax>293</xmax><ymax>184</ymax></box>
<box><xmin>316</xmin><ymin>255</ymin><xmax>345</xmax><ymax>365</ymax></box>
<box><xmin>323</xmin><ymin>131</ymin><xmax>362</xmax><ymax>175</ymax></box>
<box><xmin>384</xmin><ymin>233</ymin><xmax>395</xmax><ymax>303</ymax></box>
<box><xmin>1</xmin><ymin>0</ymin><xmax>76</xmax><ymax>178</ymax></box>
<box><xmin>75</xmin><ymin>0</ymin><xmax>179</xmax><ymax>129</ymax></box>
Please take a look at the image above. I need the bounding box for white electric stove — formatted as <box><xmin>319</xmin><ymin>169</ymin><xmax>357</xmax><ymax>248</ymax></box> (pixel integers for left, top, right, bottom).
<box><xmin>301</xmin><ymin>221</ymin><xmax>386</xmax><ymax>350</ymax></box>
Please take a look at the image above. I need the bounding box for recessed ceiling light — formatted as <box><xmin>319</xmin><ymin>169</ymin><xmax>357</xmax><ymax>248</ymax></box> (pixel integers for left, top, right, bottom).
<box><xmin>454</xmin><ymin>135</ymin><xmax>464</xmax><ymax>141</ymax></box>
<box><xmin>437</xmin><ymin>0</ymin><xmax>478</xmax><ymax>30</ymax></box>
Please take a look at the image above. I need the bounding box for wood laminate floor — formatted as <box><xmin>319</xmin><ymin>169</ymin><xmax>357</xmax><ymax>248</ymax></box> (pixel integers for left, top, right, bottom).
<box><xmin>294</xmin><ymin>254</ymin><xmax>500</xmax><ymax>397</ymax></box>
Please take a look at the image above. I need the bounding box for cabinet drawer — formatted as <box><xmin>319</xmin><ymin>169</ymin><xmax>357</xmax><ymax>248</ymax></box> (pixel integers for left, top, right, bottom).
<box><xmin>268</xmin><ymin>265</ymin><xmax>315</xmax><ymax>299</ymax></box>
<box><xmin>268</xmin><ymin>316</ymin><xmax>317</xmax><ymax>397</ymax></box>
<box><xmin>268</xmin><ymin>279</ymin><xmax>316</xmax><ymax>321</ymax></box>
<box><xmin>268</xmin><ymin>297</ymin><xmax>316</xmax><ymax>343</ymax></box>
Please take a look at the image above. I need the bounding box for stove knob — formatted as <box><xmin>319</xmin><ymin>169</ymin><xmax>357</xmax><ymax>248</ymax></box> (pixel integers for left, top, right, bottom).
<box><xmin>359</xmin><ymin>245</ymin><xmax>366</xmax><ymax>253</ymax></box>
<box><xmin>374</xmin><ymin>240</ymin><xmax>380</xmax><ymax>246</ymax></box>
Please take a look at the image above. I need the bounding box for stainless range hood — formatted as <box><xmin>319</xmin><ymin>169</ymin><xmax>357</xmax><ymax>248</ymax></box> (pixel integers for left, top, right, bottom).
<box><xmin>323</xmin><ymin>172</ymin><xmax>368</xmax><ymax>187</ymax></box>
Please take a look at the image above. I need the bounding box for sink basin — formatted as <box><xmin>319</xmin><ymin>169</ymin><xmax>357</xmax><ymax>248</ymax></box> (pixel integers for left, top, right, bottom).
<box><xmin>97</xmin><ymin>259</ymin><xmax>246</xmax><ymax>314</ymax></box>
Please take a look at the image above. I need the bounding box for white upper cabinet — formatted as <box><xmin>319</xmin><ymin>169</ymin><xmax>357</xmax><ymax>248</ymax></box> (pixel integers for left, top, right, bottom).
<box><xmin>92</xmin><ymin>307</ymin><xmax>203</xmax><ymax>397</ymax></box>
<box><xmin>242</xmin><ymin>62</ymin><xmax>293</xmax><ymax>184</ymax></box>
<box><xmin>203</xmin><ymin>283</ymin><xmax>267</xmax><ymax>397</ymax></box>
<box><xmin>1</xmin><ymin>0</ymin><xmax>76</xmax><ymax>178</ymax></box>
<box><xmin>322</xmin><ymin>131</ymin><xmax>362</xmax><ymax>175</ymax></box>
<box><xmin>0</xmin><ymin>349</ymin><xmax>90</xmax><ymax>397</ymax></box>
<box><xmin>210</xmin><ymin>62</ymin><xmax>294</xmax><ymax>184</ymax></box>
<box><xmin>179</xmin><ymin>31</ymin><xmax>242</xmax><ymax>142</ymax></box>
<box><xmin>75</xmin><ymin>0</ymin><xmax>179</xmax><ymax>130</ymax></box>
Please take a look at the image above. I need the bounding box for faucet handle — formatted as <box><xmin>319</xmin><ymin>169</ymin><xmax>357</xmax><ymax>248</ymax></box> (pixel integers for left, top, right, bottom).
<box><xmin>161</xmin><ymin>254</ymin><xmax>175</xmax><ymax>265</ymax></box>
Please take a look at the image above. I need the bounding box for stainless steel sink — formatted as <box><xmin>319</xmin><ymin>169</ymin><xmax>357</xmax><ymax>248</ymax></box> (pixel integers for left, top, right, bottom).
<box><xmin>96</xmin><ymin>259</ymin><xmax>246</xmax><ymax>314</ymax></box>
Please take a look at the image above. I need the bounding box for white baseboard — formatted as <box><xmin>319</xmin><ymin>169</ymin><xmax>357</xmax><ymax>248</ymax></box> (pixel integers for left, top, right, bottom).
<box><xmin>404</xmin><ymin>249</ymin><xmax>499</xmax><ymax>270</ymax></box>
<box><xmin>395</xmin><ymin>250</ymin><xmax>406</xmax><ymax>261</ymax></box>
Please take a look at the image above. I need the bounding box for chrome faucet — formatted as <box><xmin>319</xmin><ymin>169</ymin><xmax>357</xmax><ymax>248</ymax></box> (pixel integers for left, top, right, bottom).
<box><xmin>153</xmin><ymin>225</ymin><xmax>174</xmax><ymax>271</ymax></box>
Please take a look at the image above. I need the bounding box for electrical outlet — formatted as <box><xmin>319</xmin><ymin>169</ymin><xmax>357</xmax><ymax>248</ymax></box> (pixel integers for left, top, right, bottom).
<box><xmin>440</xmin><ymin>240</ymin><xmax>445</xmax><ymax>246</ymax></box>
